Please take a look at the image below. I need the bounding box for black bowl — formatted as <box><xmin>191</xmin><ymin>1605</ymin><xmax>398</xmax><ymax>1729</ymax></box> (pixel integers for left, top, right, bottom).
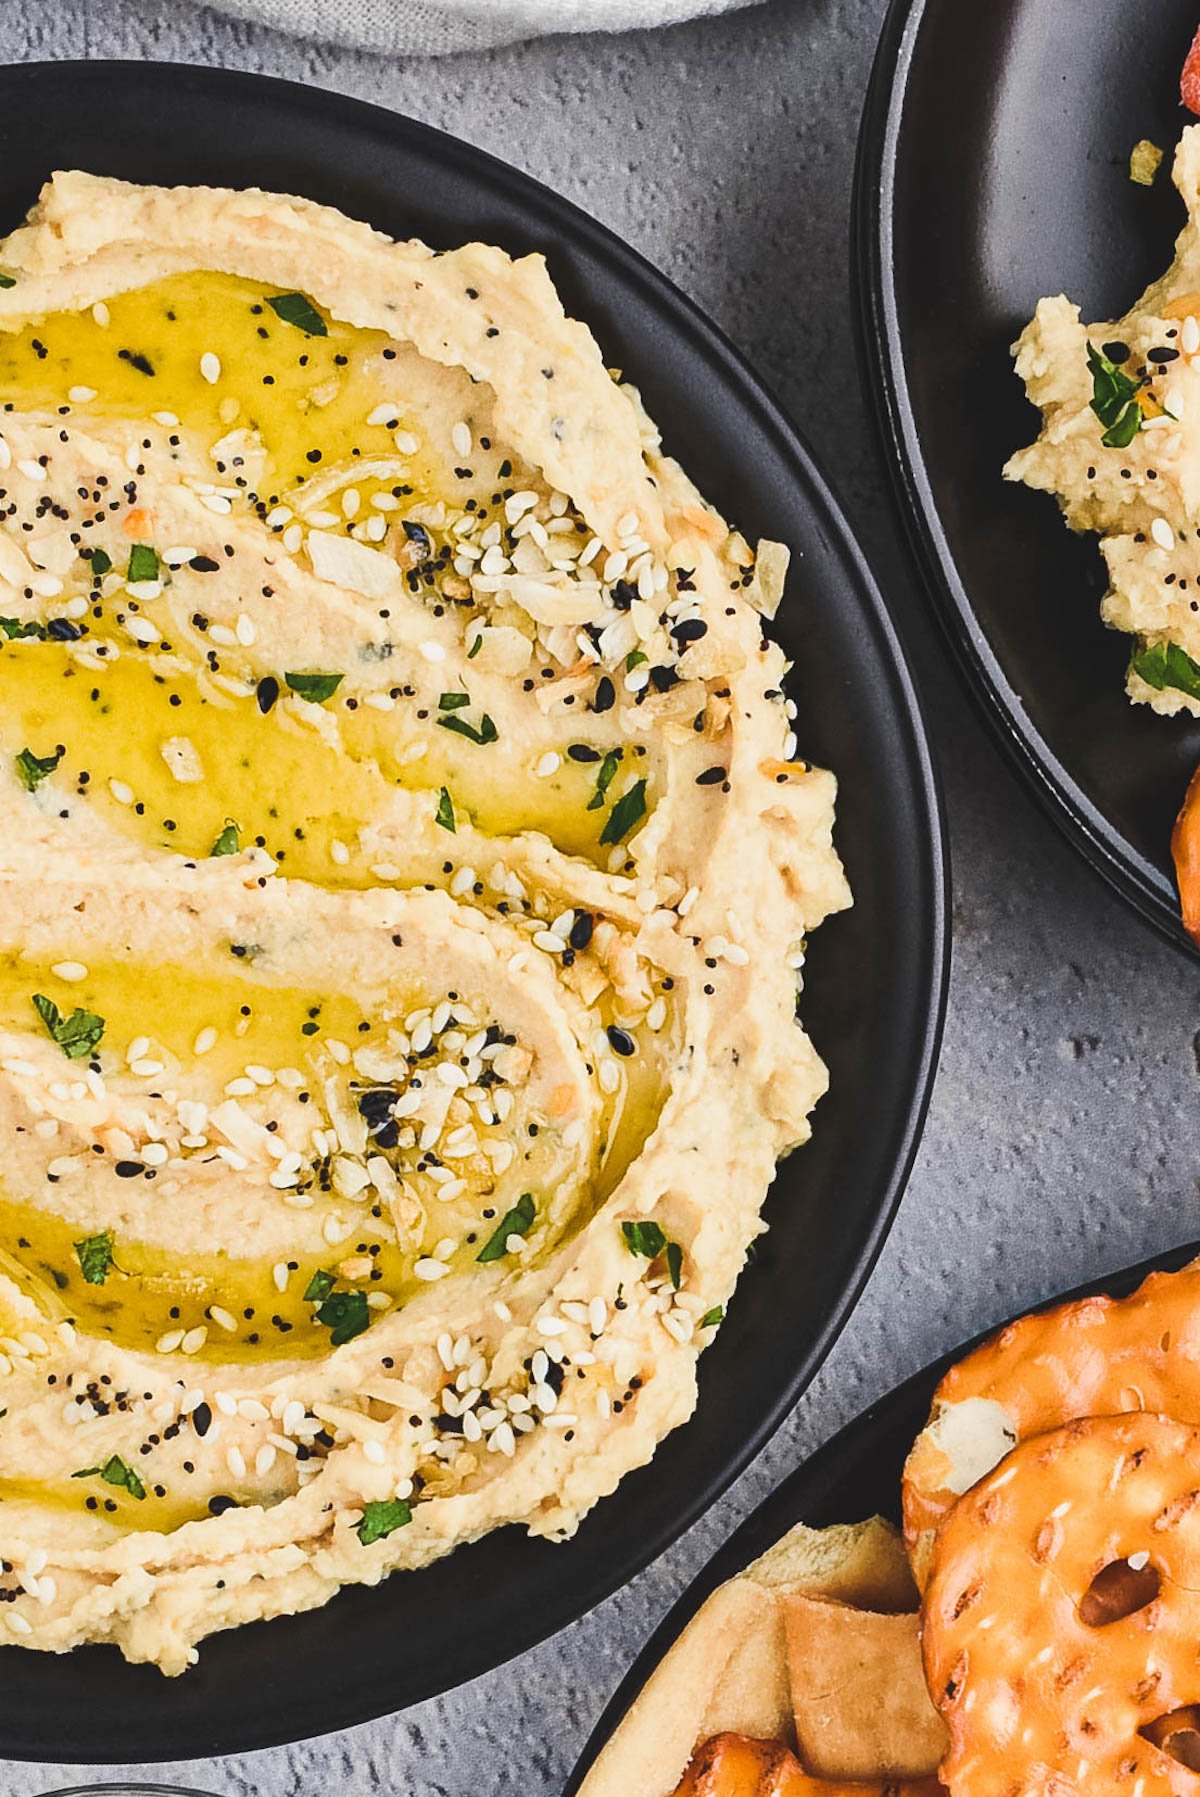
<box><xmin>564</xmin><ymin>1236</ymin><xmax>1200</xmax><ymax>1795</ymax></box>
<box><xmin>855</xmin><ymin>0</ymin><xmax>1200</xmax><ymax>954</ymax></box>
<box><xmin>0</xmin><ymin>60</ymin><xmax>946</xmax><ymax>1760</ymax></box>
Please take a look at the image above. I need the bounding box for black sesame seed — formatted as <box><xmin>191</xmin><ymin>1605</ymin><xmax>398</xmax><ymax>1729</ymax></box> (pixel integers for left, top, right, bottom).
<box><xmin>606</xmin><ymin>1025</ymin><xmax>635</xmax><ymax>1057</ymax></box>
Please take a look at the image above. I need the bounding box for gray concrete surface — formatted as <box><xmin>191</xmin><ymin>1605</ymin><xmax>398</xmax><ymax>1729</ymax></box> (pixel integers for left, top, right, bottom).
<box><xmin>2</xmin><ymin>0</ymin><xmax>1199</xmax><ymax>1790</ymax></box>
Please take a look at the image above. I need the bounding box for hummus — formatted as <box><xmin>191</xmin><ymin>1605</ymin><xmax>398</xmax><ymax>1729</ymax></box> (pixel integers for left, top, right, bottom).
<box><xmin>1008</xmin><ymin>125</ymin><xmax>1200</xmax><ymax>715</ymax></box>
<box><xmin>0</xmin><ymin>171</ymin><xmax>849</xmax><ymax>1672</ymax></box>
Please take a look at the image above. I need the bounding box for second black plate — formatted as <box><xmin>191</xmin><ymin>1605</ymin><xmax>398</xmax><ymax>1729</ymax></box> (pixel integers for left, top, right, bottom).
<box><xmin>565</xmin><ymin>1236</ymin><xmax>1200</xmax><ymax>1795</ymax></box>
<box><xmin>856</xmin><ymin>0</ymin><xmax>1200</xmax><ymax>953</ymax></box>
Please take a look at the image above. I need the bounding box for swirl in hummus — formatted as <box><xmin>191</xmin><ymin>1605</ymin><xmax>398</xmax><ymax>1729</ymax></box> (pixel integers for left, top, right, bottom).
<box><xmin>0</xmin><ymin>172</ymin><xmax>849</xmax><ymax>1672</ymax></box>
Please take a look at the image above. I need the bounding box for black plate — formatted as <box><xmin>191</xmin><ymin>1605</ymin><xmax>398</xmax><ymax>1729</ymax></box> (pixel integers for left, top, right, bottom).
<box><xmin>565</xmin><ymin>1237</ymin><xmax>1200</xmax><ymax>1795</ymax></box>
<box><xmin>0</xmin><ymin>61</ymin><xmax>946</xmax><ymax>1762</ymax></box>
<box><xmin>856</xmin><ymin>0</ymin><xmax>1200</xmax><ymax>954</ymax></box>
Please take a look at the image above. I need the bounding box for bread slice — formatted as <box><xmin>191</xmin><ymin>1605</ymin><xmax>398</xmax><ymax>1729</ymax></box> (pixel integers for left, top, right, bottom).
<box><xmin>577</xmin><ymin>1517</ymin><xmax>942</xmax><ymax>1797</ymax></box>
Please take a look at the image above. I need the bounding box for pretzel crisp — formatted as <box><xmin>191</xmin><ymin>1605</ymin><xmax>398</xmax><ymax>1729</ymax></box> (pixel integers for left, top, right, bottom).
<box><xmin>902</xmin><ymin>1261</ymin><xmax>1200</xmax><ymax>1576</ymax></box>
<box><xmin>923</xmin><ymin>1412</ymin><xmax>1200</xmax><ymax>1797</ymax></box>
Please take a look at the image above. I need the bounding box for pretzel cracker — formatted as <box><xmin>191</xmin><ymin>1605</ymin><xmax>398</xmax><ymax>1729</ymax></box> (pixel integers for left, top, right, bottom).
<box><xmin>923</xmin><ymin>1412</ymin><xmax>1200</xmax><ymax>1796</ymax></box>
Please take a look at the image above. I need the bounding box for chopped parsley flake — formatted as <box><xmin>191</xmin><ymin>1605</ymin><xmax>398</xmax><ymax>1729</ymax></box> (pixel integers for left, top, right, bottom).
<box><xmin>477</xmin><ymin>1192</ymin><xmax>536</xmax><ymax>1263</ymax></box>
<box><xmin>308</xmin><ymin>1281</ymin><xmax>370</xmax><ymax>1346</ymax></box>
<box><xmin>0</xmin><ymin>617</ymin><xmax>47</xmax><ymax>641</ymax></box>
<box><xmin>0</xmin><ymin>273</ymin><xmax>14</xmax><ymax>289</ymax></box>
<box><xmin>437</xmin><ymin>710</ymin><xmax>498</xmax><ymax>746</ymax></box>
<box><xmin>1131</xmin><ymin>639</ymin><xmax>1200</xmax><ymax>700</ymax></box>
<box><xmin>32</xmin><ymin>993</ymin><xmax>106</xmax><ymax>1061</ymax></box>
<box><xmin>356</xmin><ymin>1497</ymin><xmax>413</xmax><ymax>1545</ymax></box>
<box><xmin>621</xmin><ymin>1219</ymin><xmax>667</xmax><ymax>1259</ymax></box>
<box><xmin>267</xmin><ymin>292</ymin><xmax>329</xmax><ymax>336</ymax></box>
<box><xmin>15</xmin><ymin>745</ymin><xmax>62</xmax><ymax>791</ymax></box>
<box><xmin>88</xmin><ymin>548</ymin><xmax>113</xmax><ymax>576</ymax></box>
<box><xmin>600</xmin><ymin>777</ymin><xmax>647</xmax><ymax>845</ymax></box>
<box><xmin>435</xmin><ymin>787</ymin><xmax>456</xmax><ymax>832</ymax></box>
<box><xmin>72</xmin><ymin>1454</ymin><xmax>146</xmax><ymax>1501</ymax></box>
<box><xmin>285</xmin><ymin>672</ymin><xmax>344</xmax><ymax>703</ymax></box>
<box><xmin>437</xmin><ymin>691</ymin><xmax>471</xmax><ymax>710</ymax></box>
<box><xmin>699</xmin><ymin>1305</ymin><xmax>724</xmax><ymax>1329</ymax></box>
<box><xmin>626</xmin><ymin>649</ymin><xmax>648</xmax><ymax>670</ymax></box>
<box><xmin>210</xmin><ymin>820</ymin><xmax>241</xmax><ymax>857</ymax></box>
<box><xmin>304</xmin><ymin>1269</ymin><xmax>337</xmax><ymax>1303</ymax></box>
<box><xmin>1087</xmin><ymin>342</ymin><xmax>1147</xmax><ymax>448</ymax></box>
<box><xmin>73</xmin><ymin>1230</ymin><xmax>116</xmax><ymax>1285</ymax></box>
<box><xmin>126</xmin><ymin>543</ymin><xmax>159</xmax><ymax>583</ymax></box>
<box><xmin>467</xmin><ymin>634</ymin><xmax>483</xmax><ymax>659</ymax></box>
<box><xmin>666</xmin><ymin>1240</ymin><xmax>683</xmax><ymax>1290</ymax></box>
<box><xmin>588</xmin><ymin>748</ymin><xmax>623</xmax><ymax>811</ymax></box>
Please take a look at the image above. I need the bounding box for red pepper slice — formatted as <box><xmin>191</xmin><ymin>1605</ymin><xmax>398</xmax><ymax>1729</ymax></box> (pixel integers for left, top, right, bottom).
<box><xmin>1182</xmin><ymin>23</ymin><xmax>1200</xmax><ymax>114</ymax></box>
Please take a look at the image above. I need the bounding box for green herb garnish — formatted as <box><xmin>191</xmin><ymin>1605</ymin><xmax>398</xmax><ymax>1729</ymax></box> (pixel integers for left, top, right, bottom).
<box><xmin>73</xmin><ymin>1230</ymin><xmax>115</xmax><ymax>1286</ymax></box>
<box><xmin>625</xmin><ymin>649</ymin><xmax>648</xmax><ymax>670</ymax></box>
<box><xmin>477</xmin><ymin>1192</ymin><xmax>536</xmax><ymax>1263</ymax></box>
<box><xmin>88</xmin><ymin>548</ymin><xmax>113</xmax><ymax>577</ymax></box>
<box><xmin>1087</xmin><ymin>342</ymin><xmax>1147</xmax><ymax>448</ymax></box>
<box><xmin>467</xmin><ymin>634</ymin><xmax>483</xmax><ymax>659</ymax></box>
<box><xmin>600</xmin><ymin>777</ymin><xmax>647</xmax><ymax>845</ymax></box>
<box><xmin>285</xmin><ymin>672</ymin><xmax>344</xmax><ymax>703</ymax></box>
<box><xmin>621</xmin><ymin>1219</ymin><xmax>667</xmax><ymax>1259</ymax></box>
<box><xmin>587</xmin><ymin>748</ymin><xmax>623</xmax><ymax>811</ymax></box>
<box><xmin>435</xmin><ymin>787</ymin><xmax>456</xmax><ymax>832</ymax></box>
<box><xmin>1</xmin><ymin>617</ymin><xmax>46</xmax><ymax>641</ymax></box>
<box><xmin>211</xmin><ymin>820</ymin><xmax>241</xmax><ymax>857</ymax></box>
<box><xmin>314</xmin><ymin>1287</ymin><xmax>370</xmax><ymax>1346</ymax></box>
<box><xmin>32</xmin><ymin>993</ymin><xmax>106</xmax><ymax>1061</ymax></box>
<box><xmin>357</xmin><ymin>1497</ymin><xmax>412</xmax><ymax>1545</ymax></box>
<box><xmin>267</xmin><ymin>292</ymin><xmax>328</xmax><ymax>336</ymax></box>
<box><xmin>304</xmin><ymin>1269</ymin><xmax>337</xmax><ymax>1303</ymax></box>
<box><xmin>0</xmin><ymin>273</ymin><xmax>15</xmax><ymax>289</ymax></box>
<box><xmin>16</xmin><ymin>745</ymin><xmax>62</xmax><ymax>791</ymax></box>
<box><xmin>1130</xmin><ymin>639</ymin><xmax>1200</xmax><ymax>700</ymax></box>
<box><xmin>699</xmin><ymin>1305</ymin><xmax>724</xmax><ymax>1329</ymax></box>
<box><xmin>72</xmin><ymin>1454</ymin><xmax>146</xmax><ymax>1501</ymax></box>
<box><xmin>437</xmin><ymin>710</ymin><xmax>498</xmax><ymax>746</ymax></box>
<box><xmin>666</xmin><ymin>1241</ymin><xmax>683</xmax><ymax>1291</ymax></box>
<box><xmin>126</xmin><ymin>543</ymin><xmax>159</xmax><ymax>583</ymax></box>
<box><xmin>438</xmin><ymin>691</ymin><xmax>470</xmax><ymax>711</ymax></box>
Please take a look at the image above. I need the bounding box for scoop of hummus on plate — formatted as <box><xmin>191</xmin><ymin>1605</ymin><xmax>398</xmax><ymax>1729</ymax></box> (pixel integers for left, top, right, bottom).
<box><xmin>0</xmin><ymin>172</ymin><xmax>849</xmax><ymax>1672</ymax></box>
<box><xmin>1006</xmin><ymin>125</ymin><xmax>1200</xmax><ymax>716</ymax></box>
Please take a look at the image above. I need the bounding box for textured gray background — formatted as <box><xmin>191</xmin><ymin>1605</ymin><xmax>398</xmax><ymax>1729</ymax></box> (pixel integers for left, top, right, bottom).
<box><xmin>2</xmin><ymin>0</ymin><xmax>1198</xmax><ymax>1791</ymax></box>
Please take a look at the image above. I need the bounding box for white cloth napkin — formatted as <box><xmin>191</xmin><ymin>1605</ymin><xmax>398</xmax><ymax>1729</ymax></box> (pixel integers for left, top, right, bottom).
<box><xmin>201</xmin><ymin>0</ymin><xmax>763</xmax><ymax>56</ymax></box>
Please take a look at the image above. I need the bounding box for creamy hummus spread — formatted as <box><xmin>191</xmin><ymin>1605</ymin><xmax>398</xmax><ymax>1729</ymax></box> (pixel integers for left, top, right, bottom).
<box><xmin>0</xmin><ymin>171</ymin><xmax>849</xmax><ymax>1671</ymax></box>
<box><xmin>1007</xmin><ymin>126</ymin><xmax>1200</xmax><ymax>715</ymax></box>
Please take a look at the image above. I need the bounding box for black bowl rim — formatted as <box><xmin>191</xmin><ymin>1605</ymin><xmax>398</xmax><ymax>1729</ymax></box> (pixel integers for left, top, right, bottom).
<box><xmin>564</xmin><ymin>1234</ymin><xmax>1200</xmax><ymax>1795</ymax></box>
<box><xmin>0</xmin><ymin>58</ymin><xmax>949</xmax><ymax>1758</ymax></box>
<box><xmin>851</xmin><ymin>0</ymin><xmax>1197</xmax><ymax>960</ymax></box>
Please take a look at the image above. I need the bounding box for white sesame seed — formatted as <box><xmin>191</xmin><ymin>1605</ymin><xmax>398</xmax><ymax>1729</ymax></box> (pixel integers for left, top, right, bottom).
<box><xmin>415</xmin><ymin>1258</ymin><xmax>451</xmax><ymax>1280</ymax></box>
<box><xmin>363</xmin><ymin>1438</ymin><xmax>386</xmax><ymax>1465</ymax></box>
<box><xmin>17</xmin><ymin>458</ymin><xmax>46</xmax><ymax>483</ymax></box>
<box><xmin>209</xmin><ymin>1305</ymin><xmax>238</xmax><ymax>1333</ymax></box>
<box><xmin>50</xmin><ymin>961</ymin><xmax>88</xmax><ymax>983</ymax></box>
<box><xmin>156</xmin><ymin>1330</ymin><xmax>185</xmax><ymax>1354</ymax></box>
<box><xmin>226</xmin><ymin>1445</ymin><xmax>247</xmax><ymax>1479</ymax></box>
<box><xmin>200</xmin><ymin>352</ymin><xmax>222</xmax><ymax>384</ymax></box>
<box><xmin>451</xmin><ymin>421</ymin><xmax>473</xmax><ymax>457</ymax></box>
<box><xmin>1151</xmin><ymin>516</ymin><xmax>1175</xmax><ymax>551</ymax></box>
<box><xmin>419</xmin><ymin>640</ymin><xmax>447</xmax><ymax>662</ymax></box>
<box><xmin>181</xmin><ymin>1326</ymin><xmax>208</xmax><ymax>1354</ymax></box>
<box><xmin>1185</xmin><ymin>315</ymin><xmax>1200</xmax><ymax>356</ymax></box>
<box><xmin>255</xmin><ymin>1444</ymin><xmax>277</xmax><ymax>1477</ymax></box>
<box><xmin>393</xmin><ymin>429</ymin><xmax>420</xmax><ymax>456</ymax></box>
